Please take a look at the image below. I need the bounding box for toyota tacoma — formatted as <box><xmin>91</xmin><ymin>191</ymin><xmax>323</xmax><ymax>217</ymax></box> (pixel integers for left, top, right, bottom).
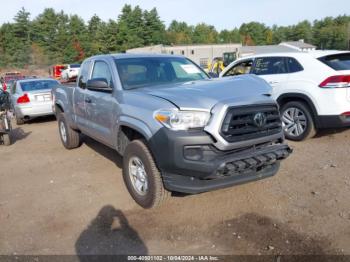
<box><xmin>52</xmin><ymin>54</ymin><xmax>292</xmax><ymax>208</ymax></box>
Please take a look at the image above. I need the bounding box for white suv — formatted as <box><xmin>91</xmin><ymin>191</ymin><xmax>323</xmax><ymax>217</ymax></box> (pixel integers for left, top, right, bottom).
<box><xmin>220</xmin><ymin>51</ymin><xmax>350</xmax><ymax>141</ymax></box>
<box><xmin>61</xmin><ymin>64</ymin><xmax>81</xmax><ymax>81</ymax></box>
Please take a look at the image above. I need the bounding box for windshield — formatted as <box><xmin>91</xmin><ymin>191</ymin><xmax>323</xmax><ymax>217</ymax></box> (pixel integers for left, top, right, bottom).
<box><xmin>20</xmin><ymin>80</ymin><xmax>59</xmax><ymax>92</ymax></box>
<box><xmin>114</xmin><ymin>57</ymin><xmax>208</xmax><ymax>90</ymax></box>
<box><xmin>70</xmin><ymin>64</ymin><xmax>81</xmax><ymax>68</ymax></box>
<box><xmin>319</xmin><ymin>53</ymin><xmax>350</xmax><ymax>71</ymax></box>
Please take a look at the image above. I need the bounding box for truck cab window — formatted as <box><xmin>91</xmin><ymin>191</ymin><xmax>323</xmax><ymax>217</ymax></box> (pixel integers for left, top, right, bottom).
<box><xmin>91</xmin><ymin>61</ymin><xmax>113</xmax><ymax>88</ymax></box>
<box><xmin>78</xmin><ymin>61</ymin><xmax>91</xmax><ymax>88</ymax></box>
<box><xmin>11</xmin><ymin>82</ymin><xmax>16</xmax><ymax>94</ymax></box>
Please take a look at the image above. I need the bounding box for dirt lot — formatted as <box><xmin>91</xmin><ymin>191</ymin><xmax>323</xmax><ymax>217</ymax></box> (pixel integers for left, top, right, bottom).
<box><xmin>1</xmin><ymin>117</ymin><xmax>350</xmax><ymax>256</ymax></box>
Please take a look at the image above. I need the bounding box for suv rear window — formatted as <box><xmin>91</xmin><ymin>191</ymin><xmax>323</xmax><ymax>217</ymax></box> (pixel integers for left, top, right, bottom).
<box><xmin>318</xmin><ymin>53</ymin><xmax>350</xmax><ymax>71</ymax></box>
<box><xmin>286</xmin><ymin>57</ymin><xmax>304</xmax><ymax>73</ymax></box>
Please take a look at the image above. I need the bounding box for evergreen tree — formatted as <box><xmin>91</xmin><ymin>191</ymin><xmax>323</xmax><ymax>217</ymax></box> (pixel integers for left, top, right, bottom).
<box><xmin>240</xmin><ymin>22</ymin><xmax>268</xmax><ymax>45</ymax></box>
<box><xmin>143</xmin><ymin>8</ymin><xmax>166</xmax><ymax>45</ymax></box>
<box><xmin>117</xmin><ymin>5</ymin><xmax>145</xmax><ymax>52</ymax></box>
<box><xmin>192</xmin><ymin>23</ymin><xmax>218</xmax><ymax>44</ymax></box>
<box><xmin>218</xmin><ymin>29</ymin><xmax>241</xmax><ymax>43</ymax></box>
<box><xmin>167</xmin><ymin>20</ymin><xmax>193</xmax><ymax>44</ymax></box>
<box><xmin>1</xmin><ymin>6</ymin><xmax>350</xmax><ymax>69</ymax></box>
<box><xmin>87</xmin><ymin>14</ymin><xmax>104</xmax><ymax>56</ymax></box>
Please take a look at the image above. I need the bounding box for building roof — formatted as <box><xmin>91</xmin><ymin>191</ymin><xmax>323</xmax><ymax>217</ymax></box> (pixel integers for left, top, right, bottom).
<box><xmin>240</xmin><ymin>45</ymin><xmax>299</xmax><ymax>55</ymax></box>
<box><xmin>280</xmin><ymin>41</ymin><xmax>316</xmax><ymax>49</ymax></box>
<box><xmin>127</xmin><ymin>43</ymin><xmax>242</xmax><ymax>53</ymax></box>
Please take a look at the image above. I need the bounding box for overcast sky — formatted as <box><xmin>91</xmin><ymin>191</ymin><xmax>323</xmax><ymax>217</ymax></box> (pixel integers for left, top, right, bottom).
<box><xmin>0</xmin><ymin>0</ymin><xmax>349</xmax><ymax>30</ymax></box>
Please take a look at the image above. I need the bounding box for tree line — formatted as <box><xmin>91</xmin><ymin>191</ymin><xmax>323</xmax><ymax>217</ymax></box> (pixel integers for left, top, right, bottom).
<box><xmin>0</xmin><ymin>5</ymin><xmax>349</xmax><ymax>68</ymax></box>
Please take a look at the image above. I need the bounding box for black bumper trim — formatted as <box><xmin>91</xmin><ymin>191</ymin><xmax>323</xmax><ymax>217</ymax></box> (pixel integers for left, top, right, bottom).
<box><xmin>316</xmin><ymin>115</ymin><xmax>350</xmax><ymax>129</ymax></box>
<box><xmin>163</xmin><ymin>162</ymin><xmax>280</xmax><ymax>194</ymax></box>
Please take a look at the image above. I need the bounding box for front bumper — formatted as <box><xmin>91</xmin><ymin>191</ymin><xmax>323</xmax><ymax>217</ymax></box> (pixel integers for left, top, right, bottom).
<box><xmin>149</xmin><ymin>128</ymin><xmax>292</xmax><ymax>194</ymax></box>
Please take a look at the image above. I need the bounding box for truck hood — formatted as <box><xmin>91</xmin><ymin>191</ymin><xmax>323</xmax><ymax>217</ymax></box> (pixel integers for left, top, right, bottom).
<box><xmin>140</xmin><ymin>75</ymin><xmax>272</xmax><ymax>110</ymax></box>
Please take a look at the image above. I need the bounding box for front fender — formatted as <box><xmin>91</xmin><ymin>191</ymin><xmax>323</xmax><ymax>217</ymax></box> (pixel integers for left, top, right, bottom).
<box><xmin>118</xmin><ymin>115</ymin><xmax>154</xmax><ymax>141</ymax></box>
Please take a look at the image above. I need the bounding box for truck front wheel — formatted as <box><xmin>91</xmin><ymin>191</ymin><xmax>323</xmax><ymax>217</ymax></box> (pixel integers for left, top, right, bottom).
<box><xmin>123</xmin><ymin>139</ymin><xmax>170</xmax><ymax>209</ymax></box>
<box><xmin>57</xmin><ymin>113</ymin><xmax>82</xmax><ymax>149</ymax></box>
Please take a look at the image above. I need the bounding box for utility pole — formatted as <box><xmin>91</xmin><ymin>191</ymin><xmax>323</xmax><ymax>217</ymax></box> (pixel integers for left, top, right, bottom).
<box><xmin>348</xmin><ymin>22</ymin><xmax>350</xmax><ymax>50</ymax></box>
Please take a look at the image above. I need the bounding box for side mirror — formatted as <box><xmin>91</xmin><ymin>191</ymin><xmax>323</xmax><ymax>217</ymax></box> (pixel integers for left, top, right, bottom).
<box><xmin>208</xmin><ymin>72</ymin><xmax>219</xmax><ymax>78</ymax></box>
<box><xmin>86</xmin><ymin>78</ymin><xmax>112</xmax><ymax>93</ymax></box>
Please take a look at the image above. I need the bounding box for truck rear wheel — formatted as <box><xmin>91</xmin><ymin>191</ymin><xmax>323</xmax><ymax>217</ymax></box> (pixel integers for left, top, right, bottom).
<box><xmin>15</xmin><ymin>113</ymin><xmax>25</xmax><ymax>125</ymax></box>
<box><xmin>2</xmin><ymin>134</ymin><xmax>11</xmax><ymax>146</ymax></box>
<box><xmin>123</xmin><ymin>139</ymin><xmax>170</xmax><ymax>209</ymax></box>
<box><xmin>57</xmin><ymin>113</ymin><xmax>82</xmax><ymax>149</ymax></box>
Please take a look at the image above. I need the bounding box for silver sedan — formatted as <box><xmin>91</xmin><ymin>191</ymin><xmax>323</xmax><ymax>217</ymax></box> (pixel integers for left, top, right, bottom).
<box><xmin>10</xmin><ymin>78</ymin><xmax>60</xmax><ymax>124</ymax></box>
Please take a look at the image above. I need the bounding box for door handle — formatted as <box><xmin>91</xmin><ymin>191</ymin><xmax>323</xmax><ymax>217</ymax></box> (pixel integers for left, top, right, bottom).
<box><xmin>85</xmin><ymin>97</ymin><xmax>92</xmax><ymax>103</ymax></box>
<box><xmin>268</xmin><ymin>81</ymin><xmax>279</xmax><ymax>85</ymax></box>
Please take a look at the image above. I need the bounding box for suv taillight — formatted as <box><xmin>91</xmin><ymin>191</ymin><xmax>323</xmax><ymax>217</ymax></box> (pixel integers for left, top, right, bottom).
<box><xmin>3</xmin><ymin>83</ymin><xmax>7</xmax><ymax>91</ymax></box>
<box><xmin>17</xmin><ymin>93</ymin><xmax>30</xmax><ymax>104</ymax></box>
<box><xmin>319</xmin><ymin>75</ymin><xmax>350</xmax><ymax>88</ymax></box>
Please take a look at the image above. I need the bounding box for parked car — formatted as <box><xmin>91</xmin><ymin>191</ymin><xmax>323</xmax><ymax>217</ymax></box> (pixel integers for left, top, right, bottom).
<box><xmin>61</xmin><ymin>64</ymin><xmax>81</xmax><ymax>81</ymax></box>
<box><xmin>1</xmin><ymin>72</ymin><xmax>25</xmax><ymax>91</ymax></box>
<box><xmin>9</xmin><ymin>78</ymin><xmax>60</xmax><ymax>124</ymax></box>
<box><xmin>220</xmin><ymin>51</ymin><xmax>350</xmax><ymax>141</ymax></box>
<box><xmin>52</xmin><ymin>54</ymin><xmax>292</xmax><ymax>208</ymax></box>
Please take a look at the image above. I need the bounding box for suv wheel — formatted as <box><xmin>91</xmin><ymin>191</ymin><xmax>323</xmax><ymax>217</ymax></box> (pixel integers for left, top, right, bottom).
<box><xmin>281</xmin><ymin>101</ymin><xmax>316</xmax><ymax>141</ymax></box>
<box><xmin>123</xmin><ymin>139</ymin><xmax>170</xmax><ymax>209</ymax></box>
<box><xmin>57</xmin><ymin>113</ymin><xmax>82</xmax><ymax>149</ymax></box>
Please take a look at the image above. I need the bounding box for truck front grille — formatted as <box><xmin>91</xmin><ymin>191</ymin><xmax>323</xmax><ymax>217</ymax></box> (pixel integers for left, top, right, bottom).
<box><xmin>220</xmin><ymin>104</ymin><xmax>282</xmax><ymax>143</ymax></box>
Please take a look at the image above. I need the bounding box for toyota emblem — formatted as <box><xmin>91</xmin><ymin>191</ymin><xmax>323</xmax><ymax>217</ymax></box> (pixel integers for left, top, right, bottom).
<box><xmin>253</xmin><ymin>112</ymin><xmax>267</xmax><ymax>128</ymax></box>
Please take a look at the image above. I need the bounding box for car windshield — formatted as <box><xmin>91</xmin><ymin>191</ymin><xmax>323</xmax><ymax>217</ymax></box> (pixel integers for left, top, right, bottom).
<box><xmin>114</xmin><ymin>57</ymin><xmax>208</xmax><ymax>90</ymax></box>
<box><xmin>20</xmin><ymin>80</ymin><xmax>59</xmax><ymax>92</ymax></box>
<box><xmin>319</xmin><ymin>53</ymin><xmax>350</xmax><ymax>71</ymax></box>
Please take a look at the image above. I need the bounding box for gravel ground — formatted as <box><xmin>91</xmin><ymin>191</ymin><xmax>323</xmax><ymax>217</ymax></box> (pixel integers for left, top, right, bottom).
<box><xmin>0</xmin><ymin>116</ymin><xmax>350</xmax><ymax>256</ymax></box>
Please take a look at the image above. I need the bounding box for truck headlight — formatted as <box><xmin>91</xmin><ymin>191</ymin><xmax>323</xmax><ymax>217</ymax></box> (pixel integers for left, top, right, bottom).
<box><xmin>154</xmin><ymin>109</ymin><xmax>210</xmax><ymax>130</ymax></box>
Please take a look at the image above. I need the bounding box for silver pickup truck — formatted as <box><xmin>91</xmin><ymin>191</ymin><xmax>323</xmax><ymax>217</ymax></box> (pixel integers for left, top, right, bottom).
<box><xmin>52</xmin><ymin>54</ymin><xmax>292</xmax><ymax>208</ymax></box>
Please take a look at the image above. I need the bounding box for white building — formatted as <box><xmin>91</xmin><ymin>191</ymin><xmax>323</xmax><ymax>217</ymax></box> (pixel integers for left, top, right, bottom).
<box><xmin>279</xmin><ymin>40</ymin><xmax>316</xmax><ymax>52</ymax></box>
<box><xmin>127</xmin><ymin>44</ymin><xmax>241</xmax><ymax>69</ymax></box>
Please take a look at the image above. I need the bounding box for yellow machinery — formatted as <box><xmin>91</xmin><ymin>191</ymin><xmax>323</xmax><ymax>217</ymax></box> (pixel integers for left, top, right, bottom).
<box><xmin>208</xmin><ymin>57</ymin><xmax>225</xmax><ymax>75</ymax></box>
<box><xmin>208</xmin><ymin>52</ymin><xmax>236</xmax><ymax>75</ymax></box>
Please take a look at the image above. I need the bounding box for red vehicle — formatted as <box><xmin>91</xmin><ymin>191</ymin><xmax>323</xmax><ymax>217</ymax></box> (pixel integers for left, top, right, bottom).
<box><xmin>1</xmin><ymin>72</ymin><xmax>25</xmax><ymax>91</ymax></box>
<box><xmin>49</xmin><ymin>65</ymin><xmax>66</xmax><ymax>80</ymax></box>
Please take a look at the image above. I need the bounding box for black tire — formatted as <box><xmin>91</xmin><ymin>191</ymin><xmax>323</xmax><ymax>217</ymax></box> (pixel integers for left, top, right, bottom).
<box><xmin>2</xmin><ymin>134</ymin><xmax>11</xmax><ymax>146</ymax></box>
<box><xmin>123</xmin><ymin>139</ymin><xmax>170</xmax><ymax>209</ymax></box>
<box><xmin>15</xmin><ymin>114</ymin><xmax>25</xmax><ymax>125</ymax></box>
<box><xmin>280</xmin><ymin>101</ymin><xmax>316</xmax><ymax>141</ymax></box>
<box><xmin>57</xmin><ymin>112</ymin><xmax>82</xmax><ymax>149</ymax></box>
